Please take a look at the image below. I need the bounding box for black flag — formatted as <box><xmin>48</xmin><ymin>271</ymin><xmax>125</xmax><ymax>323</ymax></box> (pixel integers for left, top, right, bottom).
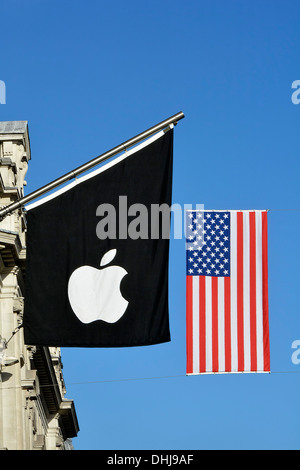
<box><xmin>23</xmin><ymin>129</ymin><xmax>173</xmax><ymax>347</ymax></box>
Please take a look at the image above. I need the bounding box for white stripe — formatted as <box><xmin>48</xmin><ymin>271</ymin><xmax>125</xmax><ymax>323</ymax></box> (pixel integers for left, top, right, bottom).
<box><xmin>255</xmin><ymin>211</ymin><xmax>264</xmax><ymax>371</ymax></box>
<box><xmin>26</xmin><ymin>128</ymin><xmax>170</xmax><ymax>211</ymax></box>
<box><xmin>187</xmin><ymin>371</ymin><xmax>270</xmax><ymax>375</ymax></box>
<box><xmin>243</xmin><ymin>211</ymin><xmax>251</xmax><ymax>371</ymax></box>
<box><xmin>192</xmin><ymin>276</ymin><xmax>199</xmax><ymax>374</ymax></box>
<box><xmin>230</xmin><ymin>211</ymin><xmax>238</xmax><ymax>372</ymax></box>
<box><xmin>218</xmin><ymin>277</ymin><xmax>225</xmax><ymax>372</ymax></box>
<box><xmin>205</xmin><ymin>277</ymin><xmax>212</xmax><ymax>372</ymax></box>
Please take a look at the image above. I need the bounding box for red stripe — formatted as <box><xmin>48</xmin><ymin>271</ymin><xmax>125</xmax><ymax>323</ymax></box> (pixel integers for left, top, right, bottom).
<box><xmin>212</xmin><ymin>277</ymin><xmax>218</xmax><ymax>372</ymax></box>
<box><xmin>237</xmin><ymin>212</ymin><xmax>244</xmax><ymax>372</ymax></box>
<box><xmin>199</xmin><ymin>276</ymin><xmax>206</xmax><ymax>373</ymax></box>
<box><xmin>262</xmin><ymin>211</ymin><xmax>270</xmax><ymax>371</ymax></box>
<box><xmin>186</xmin><ymin>276</ymin><xmax>193</xmax><ymax>374</ymax></box>
<box><xmin>249</xmin><ymin>212</ymin><xmax>257</xmax><ymax>371</ymax></box>
<box><xmin>224</xmin><ymin>276</ymin><xmax>231</xmax><ymax>372</ymax></box>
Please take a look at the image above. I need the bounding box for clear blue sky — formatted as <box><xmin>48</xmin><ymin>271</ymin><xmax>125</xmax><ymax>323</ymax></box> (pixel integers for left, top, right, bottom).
<box><xmin>1</xmin><ymin>0</ymin><xmax>300</xmax><ymax>450</ymax></box>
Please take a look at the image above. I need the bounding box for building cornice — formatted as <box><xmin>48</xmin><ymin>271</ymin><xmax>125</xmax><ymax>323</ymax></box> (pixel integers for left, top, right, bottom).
<box><xmin>32</xmin><ymin>347</ymin><xmax>79</xmax><ymax>439</ymax></box>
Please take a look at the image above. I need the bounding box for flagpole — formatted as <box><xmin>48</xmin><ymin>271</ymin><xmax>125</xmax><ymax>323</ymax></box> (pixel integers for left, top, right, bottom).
<box><xmin>0</xmin><ymin>111</ymin><xmax>184</xmax><ymax>220</ymax></box>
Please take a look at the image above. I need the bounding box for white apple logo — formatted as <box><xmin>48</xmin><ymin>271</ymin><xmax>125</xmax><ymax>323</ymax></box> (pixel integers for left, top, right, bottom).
<box><xmin>68</xmin><ymin>249</ymin><xmax>128</xmax><ymax>324</ymax></box>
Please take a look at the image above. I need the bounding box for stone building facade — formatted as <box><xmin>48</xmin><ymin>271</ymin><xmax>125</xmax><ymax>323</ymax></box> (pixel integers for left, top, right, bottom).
<box><xmin>0</xmin><ymin>121</ymin><xmax>79</xmax><ymax>450</ymax></box>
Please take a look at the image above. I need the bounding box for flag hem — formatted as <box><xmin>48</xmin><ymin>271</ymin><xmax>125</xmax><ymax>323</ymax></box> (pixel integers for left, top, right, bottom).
<box><xmin>186</xmin><ymin>371</ymin><xmax>271</xmax><ymax>375</ymax></box>
<box><xmin>25</xmin><ymin>126</ymin><xmax>172</xmax><ymax>211</ymax></box>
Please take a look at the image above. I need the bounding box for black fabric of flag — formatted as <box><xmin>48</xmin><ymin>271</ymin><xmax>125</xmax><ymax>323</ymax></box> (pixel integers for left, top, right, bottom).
<box><xmin>23</xmin><ymin>129</ymin><xmax>173</xmax><ymax>347</ymax></box>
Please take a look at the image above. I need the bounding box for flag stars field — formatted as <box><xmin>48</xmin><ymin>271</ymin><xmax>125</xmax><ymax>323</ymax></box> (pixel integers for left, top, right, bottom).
<box><xmin>186</xmin><ymin>211</ymin><xmax>231</xmax><ymax>277</ymax></box>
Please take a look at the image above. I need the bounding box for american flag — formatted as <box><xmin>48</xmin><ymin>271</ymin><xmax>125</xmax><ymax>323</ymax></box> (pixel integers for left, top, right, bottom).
<box><xmin>186</xmin><ymin>210</ymin><xmax>270</xmax><ymax>374</ymax></box>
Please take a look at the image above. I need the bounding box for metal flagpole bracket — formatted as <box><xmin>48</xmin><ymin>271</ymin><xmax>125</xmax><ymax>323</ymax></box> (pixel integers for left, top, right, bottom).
<box><xmin>0</xmin><ymin>111</ymin><xmax>184</xmax><ymax>220</ymax></box>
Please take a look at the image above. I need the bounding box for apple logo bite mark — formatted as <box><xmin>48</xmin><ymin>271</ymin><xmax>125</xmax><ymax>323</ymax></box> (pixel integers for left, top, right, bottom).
<box><xmin>68</xmin><ymin>249</ymin><xmax>128</xmax><ymax>324</ymax></box>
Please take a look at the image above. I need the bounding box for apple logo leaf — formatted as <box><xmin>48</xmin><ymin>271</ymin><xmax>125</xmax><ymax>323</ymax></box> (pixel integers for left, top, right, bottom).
<box><xmin>100</xmin><ymin>248</ymin><xmax>117</xmax><ymax>267</ymax></box>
